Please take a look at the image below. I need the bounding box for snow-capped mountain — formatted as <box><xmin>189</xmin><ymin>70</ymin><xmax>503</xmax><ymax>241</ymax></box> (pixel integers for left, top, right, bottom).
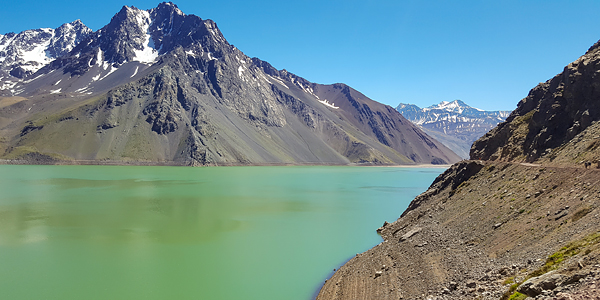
<box><xmin>0</xmin><ymin>2</ymin><xmax>461</xmax><ymax>166</ymax></box>
<box><xmin>397</xmin><ymin>100</ymin><xmax>511</xmax><ymax>158</ymax></box>
<box><xmin>0</xmin><ymin>20</ymin><xmax>91</xmax><ymax>79</ymax></box>
<box><xmin>0</xmin><ymin>3</ymin><xmax>231</xmax><ymax>98</ymax></box>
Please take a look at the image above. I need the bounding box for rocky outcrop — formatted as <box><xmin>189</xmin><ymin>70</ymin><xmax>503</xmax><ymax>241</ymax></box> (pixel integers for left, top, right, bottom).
<box><xmin>471</xmin><ymin>41</ymin><xmax>600</xmax><ymax>163</ymax></box>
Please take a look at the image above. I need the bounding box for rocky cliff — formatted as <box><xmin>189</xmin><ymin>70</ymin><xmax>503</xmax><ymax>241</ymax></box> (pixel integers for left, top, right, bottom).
<box><xmin>471</xmin><ymin>41</ymin><xmax>600</xmax><ymax>164</ymax></box>
<box><xmin>317</xmin><ymin>36</ymin><xmax>600</xmax><ymax>300</ymax></box>
<box><xmin>0</xmin><ymin>3</ymin><xmax>460</xmax><ymax>166</ymax></box>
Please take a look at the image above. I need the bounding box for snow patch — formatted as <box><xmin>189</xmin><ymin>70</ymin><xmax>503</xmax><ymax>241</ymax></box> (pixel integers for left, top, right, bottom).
<box><xmin>20</xmin><ymin>39</ymin><xmax>53</xmax><ymax>67</ymax></box>
<box><xmin>50</xmin><ymin>88</ymin><xmax>61</xmax><ymax>94</ymax></box>
<box><xmin>131</xmin><ymin>10</ymin><xmax>158</xmax><ymax>64</ymax></box>
<box><xmin>207</xmin><ymin>52</ymin><xmax>216</xmax><ymax>61</ymax></box>
<box><xmin>131</xmin><ymin>66</ymin><xmax>139</xmax><ymax>78</ymax></box>
<box><xmin>260</xmin><ymin>73</ymin><xmax>272</xmax><ymax>84</ymax></box>
<box><xmin>0</xmin><ymin>81</ymin><xmax>17</xmax><ymax>90</ymax></box>
<box><xmin>238</xmin><ymin>65</ymin><xmax>245</xmax><ymax>79</ymax></box>
<box><xmin>74</xmin><ymin>86</ymin><xmax>90</xmax><ymax>93</ymax></box>
<box><xmin>318</xmin><ymin>99</ymin><xmax>338</xmax><ymax>109</ymax></box>
<box><xmin>267</xmin><ymin>75</ymin><xmax>289</xmax><ymax>89</ymax></box>
<box><xmin>298</xmin><ymin>83</ymin><xmax>319</xmax><ymax>99</ymax></box>
<box><xmin>22</xmin><ymin>73</ymin><xmax>46</xmax><ymax>84</ymax></box>
<box><xmin>95</xmin><ymin>48</ymin><xmax>103</xmax><ymax>66</ymax></box>
<box><xmin>98</xmin><ymin>65</ymin><xmax>118</xmax><ymax>81</ymax></box>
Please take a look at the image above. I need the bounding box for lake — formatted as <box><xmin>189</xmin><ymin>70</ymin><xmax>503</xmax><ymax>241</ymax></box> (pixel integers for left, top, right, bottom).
<box><xmin>0</xmin><ymin>165</ymin><xmax>445</xmax><ymax>300</ymax></box>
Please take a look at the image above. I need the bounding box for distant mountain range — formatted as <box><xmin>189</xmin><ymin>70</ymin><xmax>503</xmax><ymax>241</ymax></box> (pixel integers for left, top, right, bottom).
<box><xmin>396</xmin><ymin>100</ymin><xmax>511</xmax><ymax>158</ymax></box>
<box><xmin>0</xmin><ymin>2</ymin><xmax>460</xmax><ymax>166</ymax></box>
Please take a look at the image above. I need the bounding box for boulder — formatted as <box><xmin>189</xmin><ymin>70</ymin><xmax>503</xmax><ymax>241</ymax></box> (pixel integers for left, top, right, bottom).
<box><xmin>517</xmin><ymin>271</ymin><xmax>566</xmax><ymax>297</ymax></box>
<box><xmin>399</xmin><ymin>227</ymin><xmax>422</xmax><ymax>242</ymax></box>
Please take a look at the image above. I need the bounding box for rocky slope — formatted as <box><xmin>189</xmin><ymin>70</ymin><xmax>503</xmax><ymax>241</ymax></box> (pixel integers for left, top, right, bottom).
<box><xmin>0</xmin><ymin>2</ymin><xmax>459</xmax><ymax>166</ymax></box>
<box><xmin>317</xmin><ymin>36</ymin><xmax>600</xmax><ymax>299</ymax></box>
<box><xmin>471</xmin><ymin>41</ymin><xmax>600</xmax><ymax>165</ymax></box>
<box><xmin>397</xmin><ymin>100</ymin><xmax>510</xmax><ymax>159</ymax></box>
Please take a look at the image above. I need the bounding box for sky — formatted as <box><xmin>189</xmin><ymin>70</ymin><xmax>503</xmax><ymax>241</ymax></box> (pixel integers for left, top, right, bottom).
<box><xmin>1</xmin><ymin>0</ymin><xmax>600</xmax><ymax>111</ymax></box>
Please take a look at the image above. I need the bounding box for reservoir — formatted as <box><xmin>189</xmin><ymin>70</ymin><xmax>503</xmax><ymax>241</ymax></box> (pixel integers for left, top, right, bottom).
<box><xmin>0</xmin><ymin>165</ymin><xmax>445</xmax><ymax>300</ymax></box>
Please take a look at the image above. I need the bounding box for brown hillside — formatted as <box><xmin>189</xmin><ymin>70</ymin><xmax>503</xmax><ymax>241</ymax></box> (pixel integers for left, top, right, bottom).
<box><xmin>317</xmin><ymin>38</ymin><xmax>600</xmax><ymax>300</ymax></box>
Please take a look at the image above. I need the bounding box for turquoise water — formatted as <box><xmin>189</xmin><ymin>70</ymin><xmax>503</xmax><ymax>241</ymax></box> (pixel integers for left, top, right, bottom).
<box><xmin>0</xmin><ymin>165</ymin><xmax>445</xmax><ymax>300</ymax></box>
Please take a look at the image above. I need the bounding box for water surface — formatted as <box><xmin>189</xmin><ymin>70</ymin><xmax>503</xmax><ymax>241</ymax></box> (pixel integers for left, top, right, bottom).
<box><xmin>0</xmin><ymin>165</ymin><xmax>445</xmax><ymax>300</ymax></box>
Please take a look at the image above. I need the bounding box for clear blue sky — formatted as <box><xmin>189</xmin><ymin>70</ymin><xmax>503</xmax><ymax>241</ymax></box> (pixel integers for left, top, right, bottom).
<box><xmin>2</xmin><ymin>0</ymin><xmax>600</xmax><ymax>111</ymax></box>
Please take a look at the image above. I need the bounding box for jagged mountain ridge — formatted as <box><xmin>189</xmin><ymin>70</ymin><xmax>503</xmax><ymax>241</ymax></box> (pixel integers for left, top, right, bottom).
<box><xmin>0</xmin><ymin>2</ymin><xmax>460</xmax><ymax>166</ymax></box>
<box><xmin>397</xmin><ymin>100</ymin><xmax>511</xmax><ymax>158</ymax></box>
<box><xmin>0</xmin><ymin>20</ymin><xmax>91</xmax><ymax>82</ymax></box>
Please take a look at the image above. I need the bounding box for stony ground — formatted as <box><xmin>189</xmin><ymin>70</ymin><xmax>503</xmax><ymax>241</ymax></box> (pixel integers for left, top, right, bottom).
<box><xmin>317</xmin><ymin>160</ymin><xmax>600</xmax><ymax>300</ymax></box>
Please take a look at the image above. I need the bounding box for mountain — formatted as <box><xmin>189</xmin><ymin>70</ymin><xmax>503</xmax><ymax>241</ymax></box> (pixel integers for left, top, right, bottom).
<box><xmin>0</xmin><ymin>20</ymin><xmax>91</xmax><ymax>82</ymax></box>
<box><xmin>0</xmin><ymin>2</ymin><xmax>460</xmax><ymax>166</ymax></box>
<box><xmin>471</xmin><ymin>40</ymin><xmax>600</xmax><ymax>164</ymax></box>
<box><xmin>397</xmin><ymin>100</ymin><xmax>511</xmax><ymax>158</ymax></box>
<box><xmin>318</xmin><ymin>34</ymin><xmax>600</xmax><ymax>299</ymax></box>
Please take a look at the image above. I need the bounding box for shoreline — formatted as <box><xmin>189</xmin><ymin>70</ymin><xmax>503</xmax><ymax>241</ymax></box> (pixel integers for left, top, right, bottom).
<box><xmin>0</xmin><ymin>159</ymin><xmax>454</xmax><ymax>168</ymax></box>
<box><xmin>363</xmin><ymin>164</ymin><xmax>452</xmax><ymax>168</ymax></box>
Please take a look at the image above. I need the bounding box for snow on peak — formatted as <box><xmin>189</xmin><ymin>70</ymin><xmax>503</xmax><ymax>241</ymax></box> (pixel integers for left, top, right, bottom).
<box><xmin>130</xmin><ymin>9</ymin><xmax>158</xmax><ymax>64</ymax></box>
<box><xmin>157</xmin><ymin>2</ymin><xmax>184</xmax><ymax>15</ymax></box>
<box><xmin>423</xmin><ymin>100</ymin><xmax>477</xmax><ymax>114</ymax></box>
<box><xmin>0</xmin><ymin>20</ymin><xmax>91</xmax><ymax>78</ymax></box>
<box><xmin>0</xmin><ymin>28</ymin><xmax>55</xmax><ymax>73</ymax></box>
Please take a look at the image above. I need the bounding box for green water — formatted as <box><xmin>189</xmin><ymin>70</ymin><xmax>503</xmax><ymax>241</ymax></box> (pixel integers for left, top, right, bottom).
<box><xmin>0</xmin><ymin>165</ymin><xmax>445</xmax><ymax>300</ymax></box>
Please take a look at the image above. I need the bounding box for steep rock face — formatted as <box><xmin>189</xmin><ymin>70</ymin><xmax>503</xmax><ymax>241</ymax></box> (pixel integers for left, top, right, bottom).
<box><xmin>317</xmin><ymin>38</ymin><xmax>600</xmax><ymax>300</ymax></box>
<box><xmin>397</xmin><ymin>100</ymin><xmax>511</xmax><ymax>159</ymax></box>
<box><xmin>471</xmin><ymin>42</ymin><xmax>600</xmax><ymax>163</ymax></box>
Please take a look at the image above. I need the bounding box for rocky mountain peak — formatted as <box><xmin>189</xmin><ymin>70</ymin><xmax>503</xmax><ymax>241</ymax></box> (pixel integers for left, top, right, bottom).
<box><xmin>55</xmin><ymin>2</ymin><xmax>225</xmax><ymax>75</ymax></box>
<box><xmin>46</xmin><ymin>20</ymin><xmax>92</xmax><ymax>59</ymax></box>
<box><xmin>0</xmin><ymin>21</ymin><xmax>91</xmax><ymax>79</ymax></box>
<box><xmin>397</xmin><ymin>100</ymin><xmax>511</xmax><ymax>158</ymax></box>
<box><xmin>153</xmin><ymin>2</ymin><xmax>184</xmax><ymax>16</ymax></box>
<box><xmin>0</xmin><ymin>2</ymin><xmax>230</xmax><ymax>89</ymax></box>
<box><xmin>87</xmin><ymin>5</ymin><xmax>155</xmax><ymax>65</ymax></box>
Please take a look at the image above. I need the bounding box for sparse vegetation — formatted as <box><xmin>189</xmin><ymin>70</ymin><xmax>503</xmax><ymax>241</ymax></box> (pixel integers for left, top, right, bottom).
<box><xmin>500</xmin><ymin>283</ymin><xmax>521</xmax><ymax>300</ymax></box>
<box><xmin>500</xmin><ymin>231</ymin><xmax>600</xmax><ymax>300</ymax></box>
<box><xmin>507</xmin><ymin>292</ymin><xmax>528</xmax><ymax>300</ymax></box>
<box><xmin>572</xmin><ymin>207</ymin><xmax>594</xmax><ymax>222</ymax></box>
